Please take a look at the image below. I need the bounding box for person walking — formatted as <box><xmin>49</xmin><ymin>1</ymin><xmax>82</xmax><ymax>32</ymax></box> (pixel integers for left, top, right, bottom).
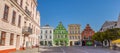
<box><xmin>113</xmin><ymin>44</ymin><xmax>117</xmax><ymax>50</ymax></box>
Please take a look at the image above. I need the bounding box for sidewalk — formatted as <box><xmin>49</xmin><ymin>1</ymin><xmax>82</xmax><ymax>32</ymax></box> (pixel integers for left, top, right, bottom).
<box><xmin>10</xmin><ymin>47</ymin><xmax>48</xmax><ymax>53</ymax></box>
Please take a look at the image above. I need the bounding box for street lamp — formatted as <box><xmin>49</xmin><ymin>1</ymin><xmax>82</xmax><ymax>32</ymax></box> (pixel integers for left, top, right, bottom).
<box><xmin>22</xmin><ymin>34</ymin><xmax>29</xmax><ymax>50</ymax></box>
<box><xmin>38</xmin><ymin>36</ymin><xmax>40</xmax><ymax>52</ymax></box>
<box><xmin>22</xmin><ymin>34</ymin><xmax>25</xmax><ymax>50</ymax></box>
<box><xmin>22</xmin><ymin>26</ymin><xmax>32</xmax><ymax>50</ymax></box>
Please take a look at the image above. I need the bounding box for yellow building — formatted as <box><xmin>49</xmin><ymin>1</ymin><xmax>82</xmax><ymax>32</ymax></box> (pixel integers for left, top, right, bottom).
<box><xmin>0</xmin><ymin>0</ymin><xmax>40</xmax><ymax>52</ymax></box>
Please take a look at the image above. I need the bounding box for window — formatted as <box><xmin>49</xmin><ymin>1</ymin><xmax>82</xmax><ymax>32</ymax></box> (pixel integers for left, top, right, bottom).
<box><xmin>41</xmin><ymin>30</ymin><xmax>42</xmax><ymax>34</ymax></box>
<box><xmin>40</xmin><ymin>35</ymin><xmax>42</xmax><ymax>39</ymax></box>
<box><xmin>58</xmin><ymin>35</ymin><xmax>60</xmax><ymax>38</ymax></box>
<box><xmin>34</xmin><ymin>27</ymin><xmax>35</xmax><ymax>33</ymax></box>
<box><xmin>84</xmin><ymin>36</ymin><xmax>87</xmax><ymax>39</ymax></box>
<box><xmin>24</xmin><ymin>21</ymin><xmax>26</xmax><ymax>26</ymax></box>
<box><xmin>29</xmin><ymin>23</ymin><xmax>31</xmax><ymax>29</ymax></box>
<box><xmin>20</xmin><ymin>0</ymin><xmax>23</xmax><ymax>7</ymax></box>
<box><xmin>69</xmin><ymin>36</ymin><xmax>71</xmax><ymax>39</ymax></box>
<box><xmin>3</xmin><ymin>5</ymin><xmax>9</xmax><ymax>21</ymax></box>
<box><xmin>72</xmin><ymin>31</ymin><xmax>74</xmax><ymax>34</ymax></box>
<box><xmin>46</xmin><ymin>35</ymin><xmax>47</xmax><ymax>39</ymax></box>
<box><xmin>78</xmin><ymin>36</ymin><xmax>80</xmax><ymax>39</ymax></box>
<box><xmin>12</xmin><ymin>11</ymin><xmax>16</xmax><ymax>25</ymax></box>
<box><xmin>50</xmin><ymin>30</ymin><xmax>52</xmax><ymax>34</ymax></box>
<box><xmin>89</xmin><ymin>32</ymin><xmax>91</xmax><ymax>35</ymax></box>
<box><xmin>18</xmin><ymin>15</ymin><xmax>21</xmax><ymax>27</ymax></box>
<box><xmin>72</xmin><ymin>36</ymin><xmax>74</xmax><ymax>39</ymax></box>
<box><xmin>78</xmin><ymin>31</ymin><xmax>80</xmax><ymax>34</ymax></box>
<box><xmin>15</xmin><ymin>0</ymin><xmax>17</xmax><ymax>3</ymax></box>
<box><xmin>64</xmin><ymin>35</ymin><xmax>67</xmax><ymax>38</ymax></box>
<box><xmin>0</xmin><ymin>31</ymin><xmax>6</xmax><ymax>45</ymax></box>
<box><xmin>10</xmin><ymin>33</ymin><xmax>14</xmax><ymax>45</ymax></box>
<box><xmin>31</xmin><ymin>2</ymin><xmax>32</xmax><ymax>8</ymax></box>
<box><xmin>61</xmin><ymin>31</ymin><xmax>63</xmax><ymax>34</ymax></box>
<box><xmin>45</xmin><ymin>30</ymin><xmax>47</xmax><ymax>33</ymax></box>
<box><xmin>89</xmin><ymin>36</ymin><xmax>92</xmax><ymax>40</ymax></box>
<box><xmin>75</xmin><ymin>36</ymin><xmax>77</xmax><ymax>39</ymax></box>
<box><xmin>70</xmin><ymin>31</ymin><xmax>71</xmax><ymax>34</ymax></box>
<box><xmin>50</xmin><ymin>36</ymin><xmax>51</xmax><ymax>39</ymax></box>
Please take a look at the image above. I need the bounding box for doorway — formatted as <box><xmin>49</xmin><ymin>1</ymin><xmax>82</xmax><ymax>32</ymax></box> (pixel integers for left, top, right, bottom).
<box><xmin>82</xmin><ymin>41</ymin><xmax>85</xmax><ymax>46</ymax></box>
<box><xmin>16</xmin><ymin>35</ymin><xmax>20</xmax><ymax>50</ymax></box>
<box><xmin>70</xmin><ymin>41</ymin><xmax>73</xmax><ymax>46</ymax></box>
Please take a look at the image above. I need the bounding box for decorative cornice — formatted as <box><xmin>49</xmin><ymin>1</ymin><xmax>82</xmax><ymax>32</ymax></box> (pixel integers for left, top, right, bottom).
<box><xmin>8</xmin><ymin>0</ymin><xmax>40</xmax><ymax>27</ymax></box>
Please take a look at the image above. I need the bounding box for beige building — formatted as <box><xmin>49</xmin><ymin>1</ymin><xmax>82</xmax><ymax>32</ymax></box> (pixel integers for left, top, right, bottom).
<box><xmin>68</xmin><ymin>24</ymin><xmax>81</xmax><ymax>46</ymax></box>
<box><xmin>100</xmin><ymin>14</ymin><xmax>120</xmax><ymax>32</ymax></box>
<box><xmin>0</xmin><ymin>0</ymin><xmax>40</xmax><ymax>52</ymax></box>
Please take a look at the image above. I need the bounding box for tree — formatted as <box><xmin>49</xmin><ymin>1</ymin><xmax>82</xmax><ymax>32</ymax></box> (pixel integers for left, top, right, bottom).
<box><xmin>92</xmin><ymin>28</ymin><xmax>120</xmax><ymax>47</ymax></box>
<box><xmin>92</xmin><ymin>32</ymin><xmax>104</xmax><ymax>42</ymax></box>
<box><xmin>92</xmin><ymin>28</ymin><xmax>120</xmax><ymax>42</ymax></box>
<box><xmin>104</xmin><ymin>28</ymin><xmax>120</xmax><ymax>40</ymax></box>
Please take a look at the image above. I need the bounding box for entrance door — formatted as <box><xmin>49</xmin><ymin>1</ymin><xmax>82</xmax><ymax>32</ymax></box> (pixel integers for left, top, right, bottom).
<box><xmin>45</xmin><ymin>41</ymin><xmax>47</xmax><ymax>46</ymax></box>
<box><xmin>16</xmin><ymin>35</ymin><xmax>20</xmax><ymax>50</ymax></box>
<box><xmin>70</xmin><ymin>41</ymin><xmax>73</xmax><ymax>46</ymax></box>
<box><xmin>74</xmin><ymin>41</ymin><xmax>79</xmax><ymax>45</ymax></box>
<box><xmin>82</xmin><ymin>41</ymin><xmax>85</xmax><ymax>46</ymax></box>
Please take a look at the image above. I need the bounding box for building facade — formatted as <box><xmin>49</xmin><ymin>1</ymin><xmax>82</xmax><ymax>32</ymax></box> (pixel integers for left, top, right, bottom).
<box><xmin>81</xmin><ymin>24</ymin><xmax>95</xmax><ymax>46</ymax></box>
<box><xmin>100</xmin><ymin>14</ymin><xmax>120</xmax><ymax>32</ymax></box>
<box><xmin>68</xmin><ymin>24</ymin><xmax>81</xmax><ymax>46</ymax></box>
<box><xmin>0</xmin><ymin>0</ymin><xmax>40</xmax><ymax>52</ymax></box>
<box><xmin>40</xmin><ymin>25</ymin><xmax>53</xmax><ymax>46</ymax></box>
<box><xmin>53</xmin><ymin>22</ymin><xmax>69</xmax><ymax>46</ymax></box>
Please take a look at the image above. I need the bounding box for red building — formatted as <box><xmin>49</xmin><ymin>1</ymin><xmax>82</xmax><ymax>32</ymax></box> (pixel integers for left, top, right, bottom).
<box><xmin>81</xmin><ymin>24</ymin><xmax>95</xmax><ymax>46</ymax></box>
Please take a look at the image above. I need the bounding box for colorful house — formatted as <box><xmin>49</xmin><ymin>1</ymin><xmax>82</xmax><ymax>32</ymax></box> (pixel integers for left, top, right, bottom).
<box><xmin>53</xmin><ymin>22</ymin><xmax>69</xmax><ymax>46</ymax></box>
<box><xmin>81</xmin><ymin>24</ymin><xmax>95</xmax><ymax>46</ymax></box>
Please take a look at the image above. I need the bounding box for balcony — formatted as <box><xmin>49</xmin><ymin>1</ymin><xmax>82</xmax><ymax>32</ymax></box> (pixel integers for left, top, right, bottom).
<box><xmin>22</xmin><ymin>26</ymin><xmax>32</xmax><ymax>35</ymax></box>
<box><xmin>25</xmin><ymin>9</ymin><xmax>31</xmax><ymax>16</ymax></box>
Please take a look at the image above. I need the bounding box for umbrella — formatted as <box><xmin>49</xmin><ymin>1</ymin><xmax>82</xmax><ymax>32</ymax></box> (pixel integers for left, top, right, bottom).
<box><xmin>112</xmin><ymin>39</ymin><xmax>120</xmax><ymax>44</ymax></box>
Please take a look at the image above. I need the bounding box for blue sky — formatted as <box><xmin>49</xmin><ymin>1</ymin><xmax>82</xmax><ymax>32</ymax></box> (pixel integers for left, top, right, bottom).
<box><xmin>37</xmin><ymin>0</ymin><xmax>120</xmax><ymax>32</ymax></box>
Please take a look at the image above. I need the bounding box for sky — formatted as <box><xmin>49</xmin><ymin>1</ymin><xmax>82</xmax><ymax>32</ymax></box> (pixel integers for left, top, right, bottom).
<box><xmin>37</xmin><ymin>0</ymin><xmax>120</xmax><ymax>32</ymax></box>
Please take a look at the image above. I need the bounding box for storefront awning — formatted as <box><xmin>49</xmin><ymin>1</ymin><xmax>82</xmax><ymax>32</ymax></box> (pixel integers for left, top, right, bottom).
<box><xmin>112</xmin><ymin>39</ymin><xmax>120</xmax><ymax>44</ymax></box>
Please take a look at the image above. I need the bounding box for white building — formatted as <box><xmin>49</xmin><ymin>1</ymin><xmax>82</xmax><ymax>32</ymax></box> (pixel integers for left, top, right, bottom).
<box><xmin>40</xmin><ymin>25</ymin><xmax>54</xmax><ymax>46</ymax></box>
<box><xmin>0</xmin><ymin>0</ymin><xmax>40</xmax><ymax>52</ymax></box>
<box><xmin>100</xmin><ymin>14</ymin><xmax>120</xmax><ymax>32</ymax></box>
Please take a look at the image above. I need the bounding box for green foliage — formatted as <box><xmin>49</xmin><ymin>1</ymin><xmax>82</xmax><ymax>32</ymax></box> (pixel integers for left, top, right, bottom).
<box><xmin>92</xmin><ymin>28</ymin><xmax>120</xmax><ymax>42</ymax></box>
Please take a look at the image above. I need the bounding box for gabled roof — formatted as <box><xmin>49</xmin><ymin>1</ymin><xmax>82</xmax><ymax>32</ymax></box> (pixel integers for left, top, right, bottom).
<box><xmin>55</xmin><ymin>22</ymin><xmax>66</xmax><ymax>30</ymax></box>
<box><xmin>102</xmin><ymin>21</ymin><xmax>117</xmax><ymax>27</ymax></box>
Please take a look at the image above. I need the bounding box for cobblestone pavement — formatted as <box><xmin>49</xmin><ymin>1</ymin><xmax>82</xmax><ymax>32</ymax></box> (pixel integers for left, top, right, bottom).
<box><xmin>11</xmin><ymin>48</ymin><xmax>40</xmax><ymax>53</ymax></box>
<box><xmin>11</xmin><ymin>46</ymin><xmax>120</xmax><ymax>53</ymax></box>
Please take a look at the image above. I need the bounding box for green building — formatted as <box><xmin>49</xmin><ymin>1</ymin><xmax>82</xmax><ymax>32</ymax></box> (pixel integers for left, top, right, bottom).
<box><xmin>53</xmin><ymin>22</ymin><xmax>69</xmax><ymax>46</ymax></box>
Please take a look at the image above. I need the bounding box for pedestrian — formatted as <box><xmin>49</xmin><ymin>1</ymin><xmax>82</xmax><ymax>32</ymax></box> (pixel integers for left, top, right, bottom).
<box><xmin>48</xmin><ymin>44</ymin><xmax>50</xmax><ymax>47</ymax></box>
<box><xmin>94</xmin><ymin>44</ymin><xmax>97</xmax><ymax>47</ymax></box>
<box><xmin>94</xmin><ymin>40</ymin><xmax>97</xmax><ymax>48</ymax></box>
<box><xmin>113</xmin><ymin>44</ymin><xmax>117</xmax><ymax>50</ymax></box>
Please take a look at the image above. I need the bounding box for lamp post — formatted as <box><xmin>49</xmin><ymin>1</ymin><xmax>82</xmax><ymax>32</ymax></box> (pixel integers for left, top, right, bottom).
<box><xmin>38</xmin><ymin>36</ymin><xmax>40</xmax><ymax>52</ymax></box>
<box><xmin>22</xmin><ymin>34</ymin><xmax>29</xmax><ymax>50</ymax></box>
<box><xmin>22</xmin><ymin>34</ymin><xmax>25</xmax><ymax>50</ymax></box>
<box><xmin>22</xmin><ymin>26</ymin><xmax>32</xmax><ymax>50</ymax></box>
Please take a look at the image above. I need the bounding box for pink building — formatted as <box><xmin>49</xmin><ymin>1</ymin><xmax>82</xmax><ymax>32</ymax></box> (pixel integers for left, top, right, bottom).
<box><xmin>0</xmin><ymin>0</ymin><xmax>40</xmax><ymax>53</ymax></box>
